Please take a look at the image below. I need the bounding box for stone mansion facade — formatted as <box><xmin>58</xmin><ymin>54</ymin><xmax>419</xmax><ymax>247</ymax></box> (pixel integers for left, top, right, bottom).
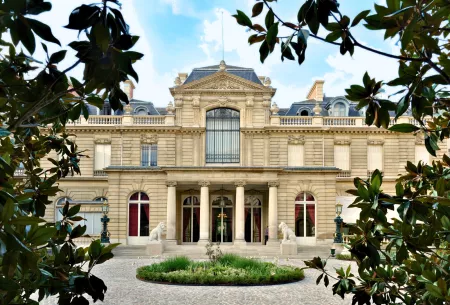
<box><xmin>39</xmin><ymin>61</ymin><xmax>443</xmax><ymax>247</ymax></box>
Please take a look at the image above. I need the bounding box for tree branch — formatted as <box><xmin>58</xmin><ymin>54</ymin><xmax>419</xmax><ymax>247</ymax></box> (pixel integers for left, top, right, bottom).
<box><xmin>262</xmin><ymin>0</ymin><xmax>424</xmax><ymax>62</ymax></box>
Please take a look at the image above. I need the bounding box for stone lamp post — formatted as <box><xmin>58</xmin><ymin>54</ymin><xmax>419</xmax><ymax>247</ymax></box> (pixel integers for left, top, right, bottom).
<box><xmin>334</xmin><ymin>202</ymin><xmax>343</xmax><ymax>243</ymax></box>
<box><xmin>101</xmin><ymin>200</ymin><xmax>110</xmax><ymax>243</ymax></box>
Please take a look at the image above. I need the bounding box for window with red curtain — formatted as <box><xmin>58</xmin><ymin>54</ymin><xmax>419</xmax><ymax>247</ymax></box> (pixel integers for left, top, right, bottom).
<box><xmin>306</xmin><ymin>204</ymin><xmax>315</xmax><ymax>237</ymax></box>
<box><xmin>183</xmin><ymin>208</ymin><xmax>191</xmax><ymax>242</ymax></box>
<box><xmin>129</xmin><ymin>204</ymin><xmax>138</xmax><ymax>236</ymax></box>
<box><xmin>140</xmin><ymin>203</ymin><xmax>150</xmax><ymax>236</ymax></box>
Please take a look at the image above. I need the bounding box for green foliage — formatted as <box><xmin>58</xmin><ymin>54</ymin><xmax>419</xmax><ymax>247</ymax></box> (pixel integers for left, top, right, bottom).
<box><xmin>205</xmin><ymin>240</ymin><xmax>223</xmax><ymax>263</ymax></box>
<box><xmin>234</xmin><ymin>1</ymin><xmax>450</xmax><ymax>304</ymax></box>
<box><xmin>335</xmin><ymin>254</ymin><xmax>354</xmax><ymax>261</ymax></box>
<box><xmin>0</xmin><ymin>0</ymin><xmax>142</xmax><ymax>304</ymax></box>
<box><xmin>136</xmin><ymin>255</ymin><xmax>305</xmax><ymax>285</ymax></box>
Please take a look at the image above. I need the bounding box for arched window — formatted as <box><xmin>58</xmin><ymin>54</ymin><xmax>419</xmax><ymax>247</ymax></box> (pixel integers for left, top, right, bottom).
<box><xmin>244</xmin><ymin>195</ymin><xmax>262</xmax><ymax>243</ymax></box>
<box><xmin>295</xmin><ymin>192</ymin><xmax>316</xmax><ymax>238</ymax></box>
<box><xmin>128</xmin><ymin>192</ymin><xmax>150</xmax><ymax>237</ymax></box>
<box><xmin>333</xmin><ymin>102</ymin><xmax>346</xmax><ymax>117</ymax></box>
<box><xmin>182</xmin><ymin>195</ymin><xmax>200</xmax><ymax>243</ymax></box>
<box><xmin>206</xmin><ymin>108</ymin><xmax>240</xmax><ymax>163</ymax></box>
<box><xmin>135</xmin><ymin>106</ymin><xmax>149</xmax><ymax>115</ymax></box>
<box><xmin>300</xmin><ymin>110</ymin><xmax>309</xmax><ymax>116</ymax></box>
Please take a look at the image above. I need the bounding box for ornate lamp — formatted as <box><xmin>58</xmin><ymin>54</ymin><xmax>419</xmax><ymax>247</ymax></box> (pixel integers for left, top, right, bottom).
<box><xmin>334</xmin><ymin>202</ymin><xmax>343</xmax><ymax>243</ymax></box>
<box><xmin>100</xmin><ymin>199</ymin><xmax>110</xmax><ymax>243</ymax></box>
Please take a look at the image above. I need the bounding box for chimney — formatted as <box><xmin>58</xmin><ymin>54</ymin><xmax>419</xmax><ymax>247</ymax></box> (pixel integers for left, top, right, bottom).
<box><xmin>307</xmin><ymin>80</ymin><xmax>325</xmax><ymax>102</ymax></box>
<box><xmin>178</xmin><ymin>73</ymin><xmax>188</xmax><ymax>84</ymax></box>
<box><xmin>123</xmin><ymin>80</ymin><xmax>135</xmax><ymax>100</ymax></box>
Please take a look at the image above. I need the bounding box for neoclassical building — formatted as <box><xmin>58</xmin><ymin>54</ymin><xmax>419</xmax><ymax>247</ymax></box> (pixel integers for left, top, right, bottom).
<box><xmin>39</xmin><ymin>61</ymin><xmax>442</xmax><ymax>249</ymax></box>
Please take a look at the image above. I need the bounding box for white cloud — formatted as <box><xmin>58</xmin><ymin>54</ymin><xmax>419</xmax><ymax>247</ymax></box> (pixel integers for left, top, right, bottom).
<box><xmin>28</xmin><ymin>0</ymin><xmax>173</xmax><ymax>106</ymax></box>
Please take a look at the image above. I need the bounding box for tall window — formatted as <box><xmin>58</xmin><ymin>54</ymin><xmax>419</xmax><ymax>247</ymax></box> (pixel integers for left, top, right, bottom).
<box><xmin>334</xmin><ymin>144</ymin><xmax>350</xmax><ymax>171</ymax></box>
<box><xmin>368</xmin><ymin>144</ymin><xmax>383</xmax><ymax>173</ymax></box>
<box><xmin>333</xmin><ymin>102</ymin><xmax>346</xmax><ymax>117</ymax></box>
<box><xmin>182</xmin><ymin>195</ymin><xmax>200</xmax><ymax>243</ymax></box>
<box><xmin>94</xmin><ymin>144</ymin><xmax>111</xmax><ymax>173</ymax></box>
<box><xmin>55</xmin><ymin>197</ymin><xmax>102</xmax><ymax>235</ymax></box>
<box><xmin>295</xmin><ymin>192</ymin><xmax>316</xmax><ymax>238</ymax></box>
<box><xmin>128</xmin><ymin>192</ymin><xmax>150</xmax><ymax>237</ymax></box>
<box><xmin>141</xmin><ymin>144</ymin><xmax>157</xmax><ymax>166</ymax></box>
<box><xmin>206</xmin><ymin>108</ymin><xmax>240</xmax><ymax>163</ymax></box>
<box><xmin>415</xmin><ymin>144</ymin><xmax>429</xmax><ymax>164</ymax></box>
<box><xmin>244</xmin><ymin>195</ymin><xmax>262</xmax><ymax>243</ymax></box>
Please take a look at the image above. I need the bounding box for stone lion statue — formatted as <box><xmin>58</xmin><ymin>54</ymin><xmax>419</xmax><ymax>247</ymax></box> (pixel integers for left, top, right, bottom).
<box><xmin>149</xmin><ymin>222</ymin><xmax>165</xmax><ymax>242</ymax></box>
<box><xmin>279</xmin><ymin>222</ymin><xmax>296</xmax><ymax>242</ymax></box>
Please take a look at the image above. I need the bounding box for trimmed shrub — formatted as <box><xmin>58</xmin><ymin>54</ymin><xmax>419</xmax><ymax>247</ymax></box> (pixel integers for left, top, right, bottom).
<box><xmin>136</xmin><ymin>255</ymin><xmax>304</xmax><ymax>285</ymax></box>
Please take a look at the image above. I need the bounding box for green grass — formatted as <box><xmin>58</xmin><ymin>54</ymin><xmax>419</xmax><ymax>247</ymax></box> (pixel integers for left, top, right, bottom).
<box><xmin>136</xmin><ymin>255</ymin><xmax>305</xmax><ymax>285</ymax></box>
<box><xmin>336</xmin><ymin>253</ymin><xmax>354</xmax><ymax>261</ymax></box>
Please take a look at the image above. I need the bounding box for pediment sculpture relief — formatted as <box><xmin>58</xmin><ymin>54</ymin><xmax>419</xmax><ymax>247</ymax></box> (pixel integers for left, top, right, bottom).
<box><xmin>141</xmin><ymin>134</ymin><xmax>158</xmax><ymax>144</ymax></box>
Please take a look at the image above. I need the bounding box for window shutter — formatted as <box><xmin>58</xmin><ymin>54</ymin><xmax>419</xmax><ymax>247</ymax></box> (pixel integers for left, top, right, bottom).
<box><xmin>334</xmin><ymin>145</ymin><xmax>350</xmax><ymax>170</ymax></box>
<box><xmin>415</xmin><ymin>145</ymin><xmax>429</xmax><ymax>164</ymax></box>
<box><xmin>288</xmin><ymin>144</ymin><xmax>304</xmax><ymax>166</ymax></box>
<box><xmin>368</xmin><ymin>145</ymin><xmax>383</xmax><ymax>171</ymax></box>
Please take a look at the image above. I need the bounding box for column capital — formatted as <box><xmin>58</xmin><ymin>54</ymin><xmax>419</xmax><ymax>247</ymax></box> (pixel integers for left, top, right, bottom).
<box><xmin>166</xmin><ymin>181</ymin><xmax>177</xmax><ymax>187</ymax></box>
<box><xmin>268</xmin><ymin>181</ymin><xmax>279</xmax><ymax>188</ymax></box>
<box><xmin>198</xmin><ymin>180</ymin><xmax>210</xmax><ymax>187</ymax></box>
<box><xmin>234</xmin><ymin>180</ymin><xmax>247</xmax><ymax>187</ymax></box>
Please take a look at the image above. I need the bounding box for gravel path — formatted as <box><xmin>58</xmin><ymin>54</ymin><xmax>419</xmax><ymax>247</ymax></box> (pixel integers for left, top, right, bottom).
<box><xmin>38</xmin><ymin>258</ymin><xmax>357</xmax><ymax>305</ymax></box>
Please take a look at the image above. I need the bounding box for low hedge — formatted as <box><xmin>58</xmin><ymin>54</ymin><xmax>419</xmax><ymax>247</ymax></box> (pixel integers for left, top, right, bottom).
<box><xmin>136</xmin><ymin>254</ymin><xmax>305</xmax><ymax>285</ymax></box>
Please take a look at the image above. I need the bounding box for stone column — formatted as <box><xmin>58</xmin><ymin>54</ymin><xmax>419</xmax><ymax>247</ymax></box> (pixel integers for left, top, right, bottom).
<box><xmin>267</xmin><ymin>181</ymin><xmax>279</xmax><ymax>246</ymax></box>
<box><xmin>234</xmin><ymin>180</ymin><xmax>247</xmax><ymax>245</ymax></box>
<box><xmin>166</xmin><ymin>181</ymin><xmax>177</xmax><ymax>244</ymax></box>
<box><xmin>198</xmin><ymin>181</ymin><xmax>210</xmax><ymax>244</ymax></box>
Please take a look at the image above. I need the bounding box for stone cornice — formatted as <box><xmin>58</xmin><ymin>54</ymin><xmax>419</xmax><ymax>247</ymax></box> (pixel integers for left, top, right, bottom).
<box><xmin>166</xmin><ymin>181</ymin><xmax>177</xmax><ymax>187</ymax></box>
<box><xmin>334</xmin><ymin>139</ymin><xmax>352</xmax><ymax>145</ymax></box>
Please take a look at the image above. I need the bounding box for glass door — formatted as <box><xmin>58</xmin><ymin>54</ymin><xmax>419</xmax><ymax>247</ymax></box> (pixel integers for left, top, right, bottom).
<box><xmin>182</xmin><ymin>195</ymin><xmax>200</xmax><ymax>243</ymax></box>
<box><xmin>244</xmin><ymin>195</ymin><xmax>262</xmax><ymax>243</ymax></box>
<box><xmin>211</xmin><ymin>194</ymin><xmax>233</xmax><ymax>243</ymax></box>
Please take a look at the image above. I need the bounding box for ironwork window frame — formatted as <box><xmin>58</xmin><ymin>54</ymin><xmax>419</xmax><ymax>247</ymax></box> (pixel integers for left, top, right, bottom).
<box><xmin>205</xmin><ymin>108</ymin><xmax>240</xmax><ymax>163</ymax></box>
<box><xmin>141</xmin><ymin>144</ymin><xmax>157</xmax><ymax>166</ymax></box>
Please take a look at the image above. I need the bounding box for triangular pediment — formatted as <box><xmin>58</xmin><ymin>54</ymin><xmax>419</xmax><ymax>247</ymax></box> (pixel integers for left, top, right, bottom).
<box><xmin>177</xmin><ymin>71</ymin><xmax>269</xmax><ymax>91</ymax></box>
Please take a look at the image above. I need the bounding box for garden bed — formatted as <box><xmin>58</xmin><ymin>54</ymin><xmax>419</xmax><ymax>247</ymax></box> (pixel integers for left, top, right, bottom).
<box><xmin>136</xmin><ymin>254</ymin><xmax>305</xmax><ymax>286</ymax></box>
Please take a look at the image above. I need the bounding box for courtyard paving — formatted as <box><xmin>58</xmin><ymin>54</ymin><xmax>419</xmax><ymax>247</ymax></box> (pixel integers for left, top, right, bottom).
<box><xmin>38</xmin><ymin>256</ymin><xmax>357</xmax><ymax>305</ymax></box>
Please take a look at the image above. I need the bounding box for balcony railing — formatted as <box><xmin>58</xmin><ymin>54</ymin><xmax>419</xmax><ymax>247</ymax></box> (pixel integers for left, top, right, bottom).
<box><xmin>133</xmin><ymin>115</ymin><xmax>165</xmax><ymax>125</ymax></box>
<box><xmin>324</xmin><ymin>118</ymin><xmax>356</xmax><ymax>126</ymax></box>
<box><xmin>93</xmin><ymin>170</ymin><xmax>107</xmax><ymax>177</ymax></box>
<box><xmin>280</xmin><ymin>117</ymin><xmax>312</xmax><ymax>126</ymax></box>
<box><xmin>337</xmin><ymin>170</ymin><xmax>351</xmax><ymax>178</ymax></box>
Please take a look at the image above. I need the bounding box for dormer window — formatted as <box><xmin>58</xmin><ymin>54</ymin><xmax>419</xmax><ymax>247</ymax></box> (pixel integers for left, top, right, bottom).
<box><xmin>134</xmin><ymin>106</ymin><xmax>149</xmax><ymax>115</ymax></box>
<box><xmin>296</xmin><ymin>108</ymin><xmax>310</xmax><ymax>116</ymax></box>
<box><xmin>333</xmin><ymin>102</ymin><xmax>346</xmax><ymax>117</ymax></box>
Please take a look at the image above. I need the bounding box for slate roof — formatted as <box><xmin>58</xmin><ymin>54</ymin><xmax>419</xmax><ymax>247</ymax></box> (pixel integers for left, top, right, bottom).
<box><xmin>282</xmin><ymin>96</ymin><xmax>363</xmax><ymax>117</ymax></box>
<box><xmin>86</xmin><ymin>100</ymin><xmax>160</xmax><ymax>115</ymax></box>
<box><xmin>183</xmin><ymin>65</ymin><xmax>263</xmax><ymax>85</ymax></box>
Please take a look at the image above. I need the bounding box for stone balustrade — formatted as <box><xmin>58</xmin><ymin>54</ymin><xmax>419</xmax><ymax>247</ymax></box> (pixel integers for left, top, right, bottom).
<box><xmin>70</xmin><ymin>114</ymin><xmax>175</xmax><ymax>126</ymax></box>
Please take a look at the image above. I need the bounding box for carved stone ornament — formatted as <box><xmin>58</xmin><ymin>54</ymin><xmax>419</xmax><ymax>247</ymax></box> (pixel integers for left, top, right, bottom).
<box><xmin>246</xmin><ymin>96</ymin><xmax>254</xmax><ymax>107</ymax></box>
<box><xmin>123</xmin><ymin>104</ymin><xmax>133</xmax><ymax>115</ymax></box>
<box><xmin>234</xmin><ymin>180</ymin><xmax>247</xmax><ymax>187</ymax></box>
<box><xmin>141</xmin><ymin>134</ymin><xmax>158</xmax><ymax>144</ymax></box>
<box><xmin>174</xmin><ymin>97</ymin><xmax>183</xmax><ymax>107</ymax></box>
<box><xmin>149</xmin><ymin>222</ymin><xmax>165</xmax><ymax>242</ymax></box>
<box><xmin>279</xmin><ymin>222</ymin><xmax>296</xmax><ymax>242</ymax></box>
<box><xmin>245</xmin><ymin>195</ymin><xmax>261</xmax><ymax>206</ymax></box>
<box><xmin>264</xmin><ymin>77</ymin><xmax>272</xmax><ymax>87</ymax></box>
<box><xmin>367</xmin><ymin>139</ymin><xmax>385</xmax><ymax>145</ymax></box>
<box><xmin>166</xmin><ymin>101</ymin><xmax>175</xmax><ymax>114</ymax></box>
<box><xmin>415</xmin><ymin>134</ymin><xmax>425</xmax><ymax>144</ymax></box>
<box><xmin>288</xmin><ymin>135</ymin><xmax>305</xmax><ymax>145</ymax></box>
<box><xmin>270</xmin><ymin>102</ymin><xmax>279</xmax><ymax>115</ymax></box>
<box><xmin>166</xmin><ymin>181</ymin><xmax>177</xmax><ymax>187</ymax></box>
<box><xmin>217</xmin><ymin>96</ymin><xmax>236</xmax><ymax>107</ymax></box>
<box><xmin>94</xmin><ymin>138</ymin><xmax>111</xmax><ymax>144</ymax></box>
<box><xmin>219</xmin><ymin>60</ymin><xmax>226</xmax><ymax>71</ymax></box>
<box><xmin>198</xmin><ymin>180</ymin><xmax>210</xmax><ymax>187</ymax></box>
<box><xmin>313</xmin><ymin>101</ymin><xmax>322</xmax><ymax>116</ymax></box>
<box><xmin>268</xmin><ymin>181</ymin><xmax>279</xmax><ymax>188</ymax></box>
<box><xmin>174</xmin><ymin>76</ymin><xmax>182</xmax><ymax>86</ymax></box>
<box><xmin>192</xmin><ymin>96</ymin><xmax>200</xmax><ymax>108</ymax></box>
<box><xmin>199</xmin><ymin>78</ymin><xmax>243</xmax><ymax>90</ymax></box>
<box><xmin>334</xmin><ymin>139</ymin><xmax>351</xmax><ymax>145</ymax></box>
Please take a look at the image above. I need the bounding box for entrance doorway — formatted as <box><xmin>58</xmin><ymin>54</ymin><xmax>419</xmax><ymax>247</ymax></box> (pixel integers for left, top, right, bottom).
<box><xmin>128</xmin><ymin>192</ymin><xmax>150</xmax><ymax>245</ymax></box>
<box><xmin>211</xmin><ymin>194</ymin><xmax>233</xmax><ymax>243</ymax></box>
<box><xmin>244</xmin><ymin>195</ymin><xmax>262</xmax><ymax>243</ymax></box>
<box><xmin>295</xmin><ymin>192</ymin><xmax>317</xmax><ymax>245</ymax></box>
<box><xmin>182</xmin><ymin>195</ymin><xmax>200</xmax><ymax>243</ymax></box>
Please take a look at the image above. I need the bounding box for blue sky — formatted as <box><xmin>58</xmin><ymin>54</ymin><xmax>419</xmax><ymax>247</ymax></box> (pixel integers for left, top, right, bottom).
<box><xmin>40</xmin><ymin>0</ymin><xmax>397</xmax><ymax>108</ymax></box>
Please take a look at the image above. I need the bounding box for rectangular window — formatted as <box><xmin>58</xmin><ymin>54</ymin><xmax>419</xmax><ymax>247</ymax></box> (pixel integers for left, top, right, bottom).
<box><xmin>334</xmin><ymin>145</ymin><xmax>350</xmax><ymax>170</ymax></box>
<box><xmin>288</xmin><ymin>144</ymin><xmax>304</xmax><ymax>166</ymax></box>
<box><xmin>94</xmin><ymin>144</ymin><xmax>111</xmax><ymax>170</ymax></box>
<box><xmin>141</xmin><ymin>144</ymin><xmax>157</xmax><ymax>166</ymax></box>
<box><xmin>368</xmin><ymin>145</ymin><xmax>383</xmax><ymax>171</ymax></box>
<box><xmin>415</xmin><ymin>145</ymin><xmax>429</xmax><ymax>164</ymax></box>
<box><xmin>56</xmin><ymin>211</ymin><xmax>102</xmax><ymax>235</ymax></box>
